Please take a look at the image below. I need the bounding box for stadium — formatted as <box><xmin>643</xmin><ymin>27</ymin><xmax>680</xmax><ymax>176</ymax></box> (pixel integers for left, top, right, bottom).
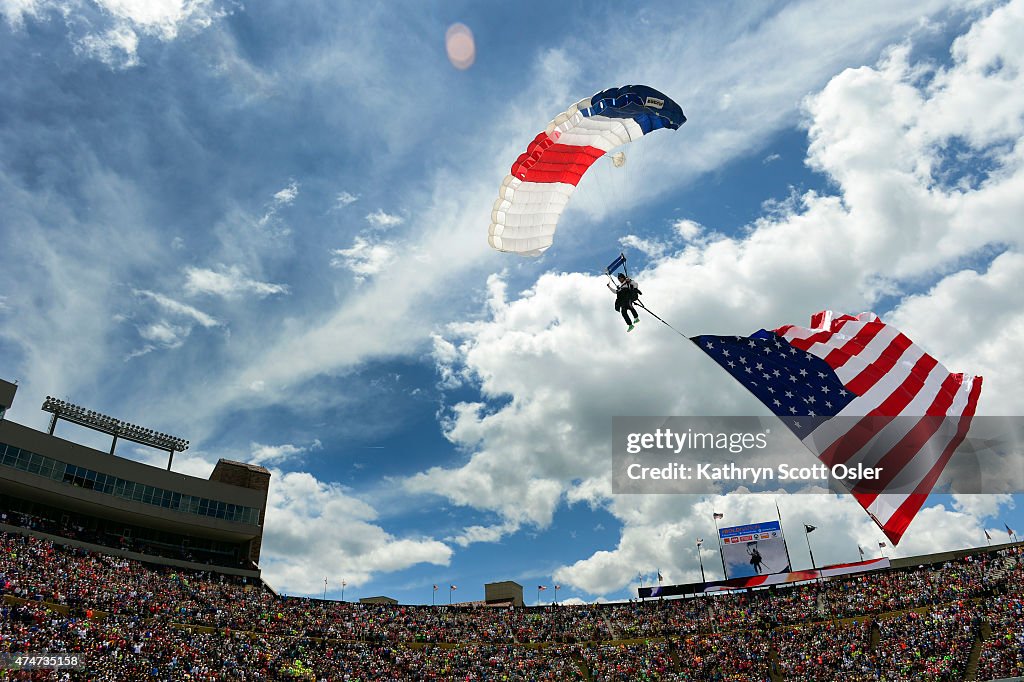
<box><xmin>2</xmin><ymin>377</ymin><xmax>1023</xmax><ymax>680</ymax></box>
<box><xmin>4</xmin><ymin>1</ymin><xmax>1024</xmax><ymax>681</ymax></box>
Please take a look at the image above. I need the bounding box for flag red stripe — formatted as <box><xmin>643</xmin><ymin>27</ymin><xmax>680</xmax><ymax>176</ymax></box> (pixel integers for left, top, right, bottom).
<box><xmin>819</xmin><ymin>353</ymin><xmax>937</xmax><ymax>467</ymax></box>
<box><xmin>875</xmin><ymin>377</ymin><xmax>982</xmax><ymax>543</ymax></box>
<box><xmin>844</xmin><ymin>333</ymin><xmax>914</xmax><ymax>395</ymax></box>
<box><xmin>850</xmin><ymin>373</ymin><xmax>962</xmax><ymax>498</ymax></box>
<box><xmin>822</xmin><ymin>321</ymin><xmax>885</xmax><ymax>369</ymax></box>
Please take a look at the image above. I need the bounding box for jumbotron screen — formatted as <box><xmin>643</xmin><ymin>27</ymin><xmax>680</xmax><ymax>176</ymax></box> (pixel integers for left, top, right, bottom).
<box><xmin>719</xmin><ymin>520</ymin><xmax>791</xmax><ymax>579</ymax></box>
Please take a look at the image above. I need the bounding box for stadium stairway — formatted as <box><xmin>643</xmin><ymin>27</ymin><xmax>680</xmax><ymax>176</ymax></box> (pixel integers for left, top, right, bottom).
<box><xmin>965</xmin><ymin>620</ymin><xmax>994</xmax><ymax>680</ymax></box>
<box><xmin>665</xmin><ymin>637</ymin><xmax>683</xmax><ymax>676</ymax></box>
<box><xmin>767</xmin><ymin>646</ymin><xmax>784</xmax><ymax>682</ymax></box>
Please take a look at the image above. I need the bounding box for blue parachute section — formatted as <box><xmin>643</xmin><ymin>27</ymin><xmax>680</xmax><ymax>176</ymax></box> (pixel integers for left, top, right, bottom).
<box><xmin>582</xmin><ymin>85</ymin><xmax>687</xmax><ymax>134</ymax></box>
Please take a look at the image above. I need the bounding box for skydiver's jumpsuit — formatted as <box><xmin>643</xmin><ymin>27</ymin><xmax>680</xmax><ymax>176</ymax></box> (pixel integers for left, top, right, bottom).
<box><xmin>749</xmin><ymin>548</ymin><xmax>764</xmax><ymax>574</ymax></box>
<box><xmin>614</xmin><ymin>277</ymin><xmax>641</xmax><ymax>326</ymax></box>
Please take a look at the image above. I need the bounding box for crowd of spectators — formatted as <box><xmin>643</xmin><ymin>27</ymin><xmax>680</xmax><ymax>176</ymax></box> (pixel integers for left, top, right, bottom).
<box><xmin>2</xmin><ymin>527</ymin><xmax>1023</xmax><ymax>680</ymax></box>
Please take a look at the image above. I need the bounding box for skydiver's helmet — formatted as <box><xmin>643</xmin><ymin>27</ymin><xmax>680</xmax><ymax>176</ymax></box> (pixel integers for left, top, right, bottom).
<box><xmin>617</xmin><ymin>273</ymin><xmax>626</xmax><ymax>281</ymax></box>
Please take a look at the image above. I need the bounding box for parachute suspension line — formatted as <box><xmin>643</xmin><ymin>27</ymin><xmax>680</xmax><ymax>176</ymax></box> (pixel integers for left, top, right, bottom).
<box><xmin>635</xmin><ymin>300</ymin><xmax>690</xmax><ymax>340</ymax></box>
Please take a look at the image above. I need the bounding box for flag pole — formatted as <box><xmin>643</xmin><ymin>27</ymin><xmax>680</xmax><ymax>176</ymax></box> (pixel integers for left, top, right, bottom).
<box><xmin>804</xmin><ymin>525</ymin><xmax>817</xmax><ymax>570</ymax></box>
<box><xmin>713</xmin><ymin>512</ymin><xmax>728</xmax><ymax>579</ymax></box>
<box><xmin>696</xmin><ymin>539</ymin><xmax>706</xmax><ymax>584</ymax></box>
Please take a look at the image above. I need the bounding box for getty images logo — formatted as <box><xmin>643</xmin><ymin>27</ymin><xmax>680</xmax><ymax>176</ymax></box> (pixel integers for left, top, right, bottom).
<box><xmin>644</xmin><ymin>96</ymin><xmax>665</xmax><ymax>109</ymax></box>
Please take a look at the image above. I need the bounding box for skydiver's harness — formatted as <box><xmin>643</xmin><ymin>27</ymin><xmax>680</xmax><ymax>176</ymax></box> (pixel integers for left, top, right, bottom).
<box><xmin>604</xmin><ymin>252</ymin><xmax>688</xmax><ymax>338</ymax></box>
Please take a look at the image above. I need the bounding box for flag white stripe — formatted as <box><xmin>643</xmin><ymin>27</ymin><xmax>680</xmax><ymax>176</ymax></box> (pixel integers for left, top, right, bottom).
<box><xmin>802</xmin><ymin>342</ymin><xmax>925</xmax><ymax>454</ymax></box>
<box><xmin>839</xmin><ymin>361</ymin><xmax>958</xmax><ymax>471</ymax></box>
<box><xmin>862</xmin><ymin>377</ymin><xmax>977</xmax><ymax>525</ymax></box>
<box><xmin>796</xmin><ymin>320</ymin><xmax>871</xmax><ymax>360</ymax></box>
<box><xmin>832</xmin><ymin>325</ymin><xmax>904</xmax><ymax>385</ymax></box>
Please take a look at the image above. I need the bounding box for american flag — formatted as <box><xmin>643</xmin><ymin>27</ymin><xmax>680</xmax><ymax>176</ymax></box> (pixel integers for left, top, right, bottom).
<box><xmin>694</xmin><ymin>310</ymin><xmax>982</xmax><ymax>545</ymax></box>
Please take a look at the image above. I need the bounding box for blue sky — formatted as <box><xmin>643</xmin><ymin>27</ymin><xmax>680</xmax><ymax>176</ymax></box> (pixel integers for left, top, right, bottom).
<box><xmin>2</xmin><ymin>0</ymin><xmax>1024</xmax><ymax>604</ymax></box>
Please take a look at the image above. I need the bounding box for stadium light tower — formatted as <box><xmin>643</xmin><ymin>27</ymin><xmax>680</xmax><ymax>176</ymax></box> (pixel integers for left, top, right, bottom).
<box><xmin>41</xmin><ymin>396</ymin><xmax>189</xmax><ymax>470</ymax></box>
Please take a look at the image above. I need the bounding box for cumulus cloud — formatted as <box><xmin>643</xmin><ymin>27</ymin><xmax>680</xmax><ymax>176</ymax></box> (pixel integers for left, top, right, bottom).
<box><xmin>408</xmin><ymin>2</ymin><xmax>1024</xmax><ymax>595</ymax></box>
<box><xmin>248</xmin><ymin>439</ymin><xmax>322</xmax><ymax>466</ymax></box>
<box><xmin>260</xmin><ymin>470</ymin><xmax>452</xmax><ymax>594</ymax></box>
<box><xmin>183</xmin><ymin>265</ymin><xmax>290</xmax><ymax>299</ymax></box>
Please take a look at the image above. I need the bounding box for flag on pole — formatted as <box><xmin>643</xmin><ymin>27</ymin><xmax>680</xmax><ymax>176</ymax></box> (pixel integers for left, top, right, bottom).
<box><xmin>694</xmin><ymin>311</ymin><xmax>982</xmax><ymax>545</ymax></box>
<box><xmin>696</xmin><ymin>538</ymin><xmax>703</xmax><ymax>546</ymax></box>
<box><xmin>858</xmin><ymin>545</ymin><xmax>864</xmax><ymax>560</ymax></box>
<box><xmin>713</xmin><ymin>512</ymin><xmax>724</xmax><ymax>520</ymax></box>
<box><xmin>538</xmin><ymin>585</ymin><xmax>547</xmax><ymax>591</ymax></box>
<box><xmin>878</xmin><ymin>541</ymin><xmax>887</xmax><ymax>548</ymax></box>
<box><xmin>433</xmin><ymin>585</ymin><xmax>438</xmax><ymax>591</ymax></box>
<box><xmin>657</xmin><ymin>571</ymin><xmax>663</xmax><ymax>582</ymax></box>
<box><xmin>554</xmin><ymin>585</ymin><xmax>561</xmax><ymax>590</ymax></box>
<box><xmin>804</xmin><ymin>524</ymin><xmax>817</xmax><ymax>533</ymax></box>
<box><xmin>985</xmin><ymin>530</ymin><xmax>992</xmax><ymax>540</ymax></box>
<box><xmin>450</xmin><ymin>585</ymin><xmax>457</xmax><ymax>590</ymax></box>
<box><xmin>1005</xmin><ymin>523</ymin><xmax>1015</xmax><ymax>536</ymax></box>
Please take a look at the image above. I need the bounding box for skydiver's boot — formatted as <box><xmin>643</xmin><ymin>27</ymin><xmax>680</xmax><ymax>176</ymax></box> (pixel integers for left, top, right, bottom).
<box><xmin>627</xmin><ymin>324</ymin><xmax>635</xmax><ymax>332</ymax></box>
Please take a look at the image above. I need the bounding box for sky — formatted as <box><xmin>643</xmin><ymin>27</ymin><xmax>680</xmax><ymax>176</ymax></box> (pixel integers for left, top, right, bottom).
<box><xmin>1</xmin><ymin>0</ymin><xmax>1023</xmax><ymax>605</ymax></box>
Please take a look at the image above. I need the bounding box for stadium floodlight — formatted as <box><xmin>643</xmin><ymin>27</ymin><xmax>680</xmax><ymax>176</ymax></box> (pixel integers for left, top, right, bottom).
<box><xmin>41</xmin><ymin>396</ymin><xmax>189</xmax><ymax>469</ymax></box>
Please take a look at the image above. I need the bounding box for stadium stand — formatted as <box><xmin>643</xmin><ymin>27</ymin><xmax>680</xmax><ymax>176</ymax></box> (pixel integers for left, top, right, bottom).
<box><xmin>3</xmin><ymin>380</ymin><xmax>1024</xmax><ymax>679</ymax></box>
<box><xmin>2</xmin><ymin>523</ymin><xmax>1024</xmax><ymax>680</ymax></box>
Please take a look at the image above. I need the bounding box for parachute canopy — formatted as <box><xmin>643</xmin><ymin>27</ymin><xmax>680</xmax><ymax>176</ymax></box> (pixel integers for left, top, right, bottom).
<box><xmin>488</xmin><ymin>85</ymin><xmax>686</xmax><ymax>256</ymax></box>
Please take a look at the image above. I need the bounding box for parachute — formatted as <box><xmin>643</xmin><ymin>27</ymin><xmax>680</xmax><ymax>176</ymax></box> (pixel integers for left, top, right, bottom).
<box><xmin>487</xmin><ymin>85</ymin><xmax>686</xmax><ymax>256</ymax></box>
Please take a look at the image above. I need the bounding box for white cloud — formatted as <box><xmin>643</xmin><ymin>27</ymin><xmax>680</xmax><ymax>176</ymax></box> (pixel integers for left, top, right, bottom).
<box><xmin>952</xmin><ymin>493</ymin><xmax>1014</xmax><ymax>519</ymax></box>
<box><xmin>887</xmin><ymin>251</ymin><xmax>1024</xmax><ymax>416</ymax></box>
<box><xmin>335</xmin><ymin>191</ymin><xmax>358</xmax><ymax>208</ymax></box>
<box><xmin>138</xmin><ymin>320</ymin><xmax>189</xmax><ymax>347</ymax></box>
<box><xmin>330</xmin><ymin>235</ymin><xmax>397</xmax><ymax>283</ymax></box>
<box><xmin>134</xmin><ymin>289</ymin><xmax>220</xmax><ymax>328</ymax></box>
<box><xmin>4</xmin><ymin>0</ymin><xmax>225</xmax><ymax>66</ymax></box>
<box><xmin>123</xmin><ymin>289</ymin><xmax>222</xmax><ymax>358</ymax></box>
<box><xmin>618</xmin><ymin>234</ymin><xmax>670</xmax><ymax>259</ymax></box>
<box><xmin>272</xmin><ymin>181</ymin><xmax>299</xmax><ymax>206</ymax></box>
<box><xmin>672</xmin><ymin>219</ymin><xmax>704</xmax><ymax>241</ymax></box>
<box><xmin>260</xmin><ymin>470</ymin><xmax>452</xmax><ymax>594</ymax></box>
<box><xmin>76</xmin><ymin>25</ymin><xmax>140</xmax><ymax>69</ymax></box>
<box><xmin>256</xmin><ymin>182</ymin><xmax>301</xmax><ymax>230</ymax></box>
<box><xmin>445</xmin><ymin>520</ymin><xmax>520</xmax><ymax>548</ymax></box>
<box><xmin>183</xmin><ymin>265</ymin><xmax>290</xmax><ymax>299</ymax></box>
<box><xmin>93</xmin><ymin>0</ymin><xmax>222</xmax><ymax>41</ymax></box>
<box><xmin>365</xmin><ymin>209</ymin><xmax>403</xmax><ymax>229</ymax></box>
<box><xmin>248</xmin><ymin>439</ymin><xmax>322</xmax><ymax>466</ymax></box>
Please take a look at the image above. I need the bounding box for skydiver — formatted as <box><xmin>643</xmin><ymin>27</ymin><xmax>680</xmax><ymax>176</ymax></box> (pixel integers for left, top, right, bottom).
<box><xmin>609</xmin><ymin>273</ymin><xmax>641</xmax><ymax>332</ymax></box>
<box><xmin>749</xmin><ymin>546</ymin><xmax>764</xmax><ymax>574</ymax></box>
